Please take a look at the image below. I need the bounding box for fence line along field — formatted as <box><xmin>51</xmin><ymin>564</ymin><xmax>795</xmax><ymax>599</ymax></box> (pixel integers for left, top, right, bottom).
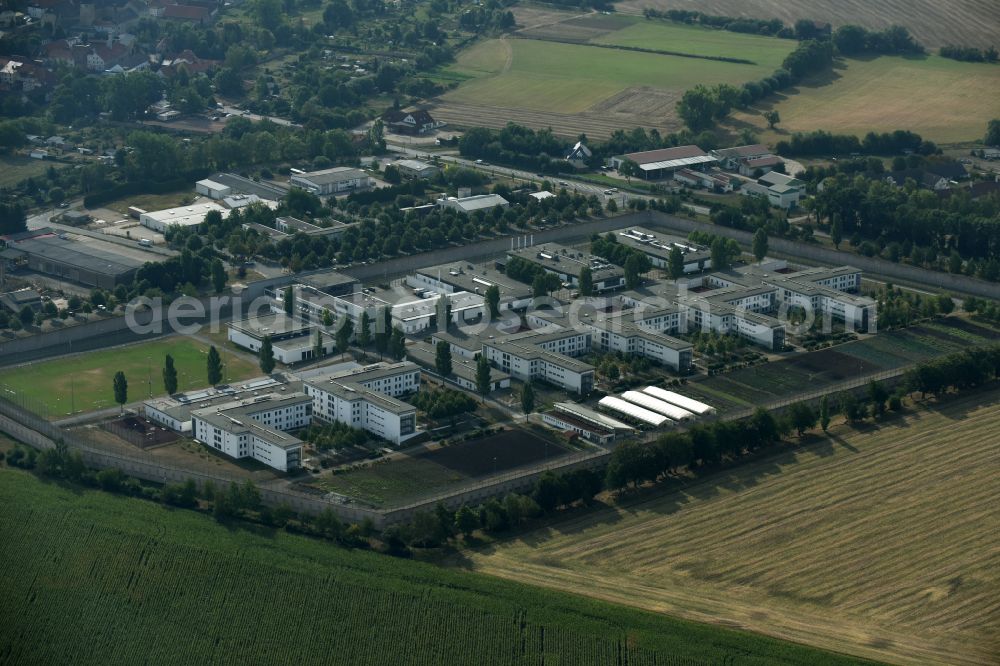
<box><xmin>0</xmin><ymin>467</ymin><xmax>866</xmax><ymax>665</ymax></box>
<box><xmin>614</xmin><ymin>0</ymin><xmax>1000</xmax><ymax>50</ymax></box>
<box><xmin>459</xmin><ymin>388</ymin><xmax>1000</xmax><ymax>666</ymax></box>
<box><xmin>0</xmin><ymin>336</ymin><xmax>260</xmax><ymax>416</ymax></box>
<box><xmin>729</xmin><ymin>54</ymin><xmax>1000</xmax><ymax>145</ymax></box>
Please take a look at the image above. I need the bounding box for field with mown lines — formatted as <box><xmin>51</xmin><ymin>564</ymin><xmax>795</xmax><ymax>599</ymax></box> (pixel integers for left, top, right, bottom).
<box><xmin>460</xmin><ymin>388</ymin><xmax>1000</xmax><ymax>665</ymax></box>
<box><xmin>730</xmin><ymin>55</ymin><xmax>1000</xmax><ymax>144</ymax></box>
<box><xmin>0</xmin><ymin>466</ymin><xmax>867</xmax><ymax>665</ymax></box>
<box><xmin>615</xmin><ymin>0</ymin><xmax>1000</xmax><ymax>49</ymax></box>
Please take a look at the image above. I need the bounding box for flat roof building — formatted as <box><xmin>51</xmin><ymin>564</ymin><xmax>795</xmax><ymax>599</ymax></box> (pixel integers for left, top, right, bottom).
<box><xmin>6</xmin><ymin>230</ymin><xmax>146</xmax><ymax>289</ymax></box>
<box><xmin>228</xmin><ymin>313</ymin><xmax>334</xmax><ymax>365</ymax></box>
<box><xmin>140</xmin><ymin>202</ymin><xmax>229</xmax><ymax>233</ymax></box>
<box><xmin>436</xmin><ymin>193</ymin><xmax>509</xmax><ymax>214</ymax></box>
<box><xmin>508</xmin><ymin>243</ymin><xmax>625</xmax><ymax>293</ymax></box>
<box><xmin>615</xmin><ymin>227</ymin><xmax>712</xmax><ymax>273</ymax></box>
<box><xmin>393</xmin><ymin>159</ymin><xmax>440</xmax><ymax>180</ymax></box>
<box><xmin>290</xmin><ymin>167</ymin><xmax>373</xmax><ymax>196</ymax></box>
<box><xmin>406</xmin><ymin>342</ymin><xmax>510</xmax><ymax>394</ymax></box>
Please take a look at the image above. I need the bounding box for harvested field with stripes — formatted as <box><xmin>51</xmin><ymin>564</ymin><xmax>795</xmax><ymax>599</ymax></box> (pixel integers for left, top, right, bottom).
<box><xmin>459</xmin><ymin>388</ymin><xmax>1000</xmax><ymax>665</ymax></box>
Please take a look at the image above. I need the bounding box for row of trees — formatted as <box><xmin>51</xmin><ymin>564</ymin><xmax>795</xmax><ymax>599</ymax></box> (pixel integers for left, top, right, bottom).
<box><xmin>110</xmin><ymin>348</ymin><xmax>224</xmax><ymax>411</ymax></box>
<box><xmin>939</xmin><ymin>45</ymin><xmax>999</xmax><ymax>63</ymax></box>
<box><xmin>774</xmin><ymin>128</ymin><xmax>938</xmax><ymax>157</ymax></box>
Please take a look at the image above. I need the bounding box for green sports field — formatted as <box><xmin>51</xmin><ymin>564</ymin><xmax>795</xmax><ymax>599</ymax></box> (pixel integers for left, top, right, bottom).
<box><xmin>0</xmin><ymin>336</ymin><xmax>259</xmax><ymax>415</ymax></box>
<box><xmin>0</xmin><ymin>465</ymin><xmax>869</xmax><ymax>664</ymax></box>
<box><xmin>732</xmin><ymin>54</ymin><xmax>1000</xmax><ymax>144</ymax></box>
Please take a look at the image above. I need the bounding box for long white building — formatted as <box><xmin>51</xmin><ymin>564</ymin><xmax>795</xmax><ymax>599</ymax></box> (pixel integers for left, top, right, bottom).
<box><xmin>303</xmin><ymin>363</ymin><xmax>421</xmax><ymax>445</ymax></box>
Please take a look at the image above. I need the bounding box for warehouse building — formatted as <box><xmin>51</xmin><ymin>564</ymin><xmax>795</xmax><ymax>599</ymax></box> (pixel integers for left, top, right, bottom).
<box><xmin>3</xmin><ymin>229</ymin><xmax>145</xmax><ymax>289</ymax></box>
<box><xmin>290</xmin><ymin>167</ymin><xmax>373</xmax><ymax>195</ymax></box>
<box><xmin>609</xmin><ymin>145</ymin><xmax>717</xmax><ymax>180</ymax></box>
<box><xmin>140</xmin><ymin>202</ymin><xmax>228</xmax><ymax>233</ymax></box>
<box><xmin>436</xmin><ymin>193</ymin><xmax>509</xmax><ymax>214</ymax></box>
<box><xmin>393</xmin><ymin>159</ymin><xmax>440</xmax><ymax>180</ymax></box>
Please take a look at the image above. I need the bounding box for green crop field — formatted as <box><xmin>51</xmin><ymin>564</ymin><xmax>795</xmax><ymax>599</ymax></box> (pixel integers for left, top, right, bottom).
<box><xmin>441</xmin><ymin>38</ymin><xmax>778</xmax><ymax>114</ymax></box>
<box><xmin>0</xmin><ymin>336</ymin><xmax>259</xmax><ymax>415</ymax></box>
<box><xmin>731</xmin><ymin>55</ymin><xmax>1000</xmax><ymax>144</ymax></box>
<box><xmin>0</xmin><ymin>467</ymin><xmax>866</xmax><ymax>665</ymax></box>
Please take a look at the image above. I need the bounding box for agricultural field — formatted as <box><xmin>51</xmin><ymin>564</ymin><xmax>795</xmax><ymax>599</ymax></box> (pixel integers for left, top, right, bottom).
<box><xmin>0</xmin><ymin>155</ymin><xmax>53</xmax><ymax>189</ymax></box>
<box><xmin>729</xmin><ymin>54</ymin><xmax>1000</xmax><ymax>144</ymax></box>
<box><xmin>430</xmin><ymin>12</ymin><xmax>795</xmax><ymax>138</ymax></box>
<box><xmin>461</xmin><ymin>387</ymin><xmax>1000</xmax><ymax>665</ymax></box>
<box><xmin>0</xmin><ymin>336</ymin><xmax>260</xmax><ymax>416</ymax></box>
<box><xmin>0</xmin><ymin>467</ymin><xmax>865</xmax><ymax>665</ymax></box>
<box><xmin>614</xmin><ymin>0</ymin><xmax>1000</xmax><ymax>49</ymax></box>
<box><xmin>683</xmin><ymin>317</ymin><xmax>999</xmax><ymax>412</ymax></box>
<box><xmin>306</xmin><ymin>428</ymin><xmax>574</xmax><ymax>507</ymax></box>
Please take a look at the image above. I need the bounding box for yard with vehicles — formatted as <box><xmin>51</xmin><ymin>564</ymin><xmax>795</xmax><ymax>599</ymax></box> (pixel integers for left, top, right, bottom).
<box><xmin>458</xmin><ymin>386</ymin><xmax>1000</xmax><ymax>665</ymax></box>
<box><xmin>0</xmin><ymin>464</ymin><xmax>868</xmax><ymax>665</ymax></box>
<box><xmin>301</xmin><ymin>428</ymin><xmax>578</xmax><ymax>508</ymax></box>
<box><xmin>0</xmin><ymin>336</ymin><xmax>260</xmax><ymax>416</ymax></box>
<box><xmin>729</xmin><ymin>54</ymin><xmax>1000</xmax><ymax>145</ymax></box>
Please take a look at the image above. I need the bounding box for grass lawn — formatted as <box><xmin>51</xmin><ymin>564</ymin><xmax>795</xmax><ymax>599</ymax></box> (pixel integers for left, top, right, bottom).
<box><xmin>0</xmin><ymin>336</ymin><xmax>260</xmax><ymax>415</ymax></box>
<box><xmin>102</xmin><ymin>190</ymin><xmax>197</xmax><ymax>216</ymax></box>
<box><xmin>462</xmin><ymin>387</ymin><xmax>1000</xmax><ymax>665</ymax></box>
<box><xmin>0</xmin><ymin>155</ymin><xmax>52</xmax><ymax>188</ymax></box>
<box><xmin>0</xmin><ymin>466</ymin><xmax>865</xmax><ymax>665</ymax></box>
<box><xmin>729</xmin><ymin>55</ymin><xmax>1000</xmax><ymax>144</ymax></box>
<box><xmin>315</xmin><ymin>457</ymin><xmax>466</xmax><ymax>507</ymax></box>
<box><xmin>592</xmin><ymin>19</ymin><xmax>794</xmax><ymax>70</ymax></box>
<box><xmin>440</xmin><ymin>36</ymin><xmax>780</xmax><ymax>113</ymax></box>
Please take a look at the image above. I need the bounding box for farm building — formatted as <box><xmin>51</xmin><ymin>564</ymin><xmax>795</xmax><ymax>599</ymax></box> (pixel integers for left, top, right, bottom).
<box><xmin>609</xmin><ymin>145</ymin><xmax>717</xmax><ymax>180</ymax></box>
<box><xmin>290</xmin><ymin>167</ymin><xmax>373</xmax><ymax>196</ymax></box>
<box><xmin>140</xmin><ymin>202</ymin><xmax>228</xmax><ymax>233</ymax></box>
<box><xmin>673</xmin><ymin>168</ymin><xmax>734</xmax><ymax>192</ymax></box>
<box><xmin>543</xmin><ymin>402</ymin><xmax>633</xmax><ymax>445</ymax></box>
<box><xmin>738</xmin><ymin>156</ymin><xmax>785</xmax><ymax>177</ymax></box>
<box><xmin>598</xmin><ymin>396</ymin><xmax>669</xmax><ymax>427</ymax></box>
<box><xmin>642</xmin><ymin>387</ymin><xmax>715</xmax><ymax>416</ymax></box>
<box><xmin>710</xmin><ymin>144</ymin><xmax>773</xmax><ymax>170</ymax></box>
<box><xmin>381</xmin><ymin>108</ymin><xmax>445</xmax><ymax>135</ymax></box>
<box><xmin>436</xmin><ymin>193</ymin><xmax>509</xmax><ymax>214</ymax></box>
<box><xmin>742</xmin><ymin>172</ymin><xmax>804</xmax><ymax>209</ymax></box>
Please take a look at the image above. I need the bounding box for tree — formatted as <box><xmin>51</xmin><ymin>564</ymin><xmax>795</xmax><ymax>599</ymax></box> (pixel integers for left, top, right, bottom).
<box><xmin>868</xmin><ymin>380</ymin><xmax>889</xmax><ymax>417</ymax></box>
<box><xmin>389</xmin><ymin>326</ymin><xmax>406</xmax><ymax>360</ymax></box>
<box><xmin>624</xmin><ymin>253</ymin><xmax>650</xmax><ymax>289</ymax></box>
<box><xmin>618</xmin><ymin>159</ymin><xmax>639</xmax><ymax>183</ymax></box>
<box><xmin>358</xmin><ymin>311</ymin><xmax>372</xmax><ymax>348</ymax></box>
<box><xmin>259</xmin><ymin>335</ymin><xmax>275</xmax><ymax>373</ymax></box>
<box><xmin>163</xmin><ymin>354</ymin><xmax>178</xmax><ymax>394</ymax></box>
<box><xmin>18</xmin><ymin>305</ymin><xmax>33</xmax><ymax>327</ymax></box>
<box><xmin>475</xmin><ymin>354</ymin><xmax>491</xmax><ymax>397</ymax></box>
<box><xmin>521</xmin><ymin>382</ymin><xmax>535</xmax><ymax>419</ymax></box>
<box><xmin>578</xmin><ymin>266</ymin><xmax>593</xmax><ymax>296</ymax></box>
<box><xmin>454</xmin><ymin>505</ymin><xmax>479</xmax><ymax>536</ymax></box>
<box><xmin>211</xmin><ymin>259</ymin><xmax>227</xmax><ymax>293</ymax></box>
<box><xmin>207</xmin><ymin>346</ymin><xmax>223</xmax><ymax>386</ymax></box>
<box><xmin>786</xmin><ymin>402</ymin><xmax>817</xmax><ymax>436</ymax></box>
<box><xmin>752</xmin><ymin>228</ymin><xmax>769</xmax><ymax>263</ymax></box>
<box><xmin>435</xmin><ymin>340</ymin><xmax>453</xmax><ymax>376</ymax></box>
<box><xmin>336</xmin><ymin>318</ymin><xmax>354</xmax><ymax>356</ymax></box>
<box><xmin>819</xmin><ymin>394</ymin><xmax>831</xmax><ymax>432</ymax></box>
<box><xmin>985</xmin><ymin>118</ymin><xmax>1000</xmax><ymax>146</ymax></box>
<box><xmin>667</xmin><ymin>246</ymin><xmax>685</xmax><ymax>280</ymax></box>
<box><xmin>830</xmin><ymin>217</ymin><xmax>843</xmax><ymax>249</ymax></box>
<box><xmin>283</xmin><ymin>286</ymin><xmax>294</xmax><ymax>316</ymax></box>
<box><xmin>840</xmin><ymin>391</ymin><xmax>864</xmax><ymax>421</ymax></box>
<box><xmin>763</xmin><ymin>110</ymin><xmax>781</xmax><ymax>129</ymax></box>
<box><xmin>710</xmin><ymin>238</ymin><xmax>731</xmax><ymax>270</ymax></box>
<box><xmin>113</xmin><ymin>371</ymin><xmax>128</xmax><ymax>414</ymax></box>
<box><xmin>314</xmin><ymin>330</ymin><xmax>325</xmax><ymax>359</ymax></box>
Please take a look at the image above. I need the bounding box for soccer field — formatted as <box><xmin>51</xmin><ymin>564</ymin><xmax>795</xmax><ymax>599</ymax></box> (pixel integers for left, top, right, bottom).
<box><xmin>0</xmin><ymin>336</ymin><xmax>259</xmax><ymax>415</ymax></box>
<box><xmin>461</xmin><ymin>388</ymin><xmax>1000</xmax><ymax>665</ymax></box>
<box><xmin>732</xmin><ymin>55</ymin><xmax>1000</xmax><ymax>144</ymax></box>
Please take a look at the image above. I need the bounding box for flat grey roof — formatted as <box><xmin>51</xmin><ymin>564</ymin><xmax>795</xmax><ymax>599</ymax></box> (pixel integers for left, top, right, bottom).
<box><xmin>229</xmin><ymin>313</ymin><xmax>313</xmax><ymax>339</ymax></box>
<box><xmin>211</xmin><ymin>173</ymin><xmax>287</xmax><ymax>201</ymax></box>
<box><xmin>14</xmin><ymin>234</ymin><xmax>144</xmax><ymax>276</ymax></box>
<box><xmin>416</xmin><ymin>261</ymin><xmax>533</xmax><ymax>300</ymax></box>
<box><xmin>293</xmin><ymin>167</ymin><xmax>367</xmax><ymax>186</ymax></box>
<box><xmin>406</xmin><ymin>343</ymin><xmax>509</xmax><ymax>384</ymax></box>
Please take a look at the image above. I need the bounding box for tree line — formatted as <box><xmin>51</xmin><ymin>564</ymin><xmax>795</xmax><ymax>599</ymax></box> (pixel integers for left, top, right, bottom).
<box><xmin>939</xmin><ymin>45</ymin><xmax>999</xmax><ymax>63</ymax></box>
<box><xmin>774</xmin><ymin>128</ymin><xmax>938</xmax><ymax>157</ymax></box>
